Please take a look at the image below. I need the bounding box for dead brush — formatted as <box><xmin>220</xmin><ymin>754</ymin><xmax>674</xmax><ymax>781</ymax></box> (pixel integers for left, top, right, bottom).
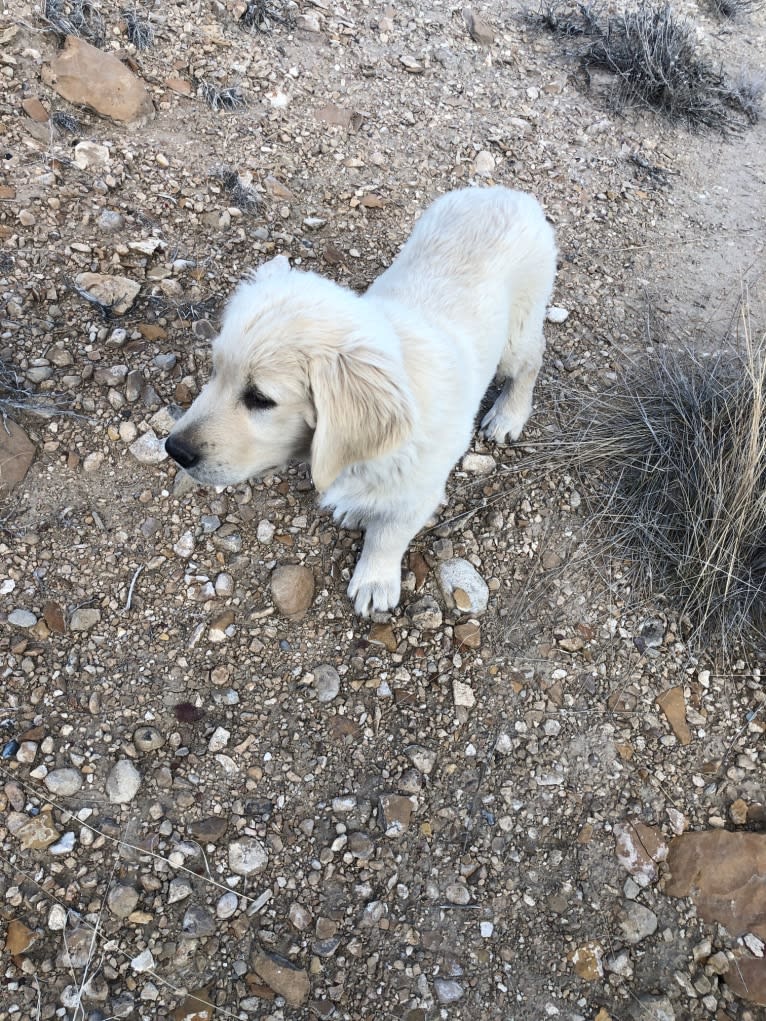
<box><xmin>211</xmin><ymin>165</ymin><xmax>262</xmax><ymax>213</ymax></box>
<box><xmin>556</xmin><ymin>321</ymin><xmax>766</xmax><ymax>655</ymax></box>
<box><xmin>708</xmin><ymin>0</ymin><xmax>766</xmax><ymax>17</ymax></box>
<box><xmin>198</xmin><ymin>80</ymin><xmax>247</xmax><ymax>112</ymax></box>
<box><xmin>239</xmin><ymin>0</ymin><xmax>295</xmax><ymax>31</ymax></box>
<box><xmin>121</xmin><ymin>7</ymin><xmax>154</xmax><ymax>49</ymax></box>
<box><xmin>536</xmin><ymin>1</ymin><xmax>761</xmax><ymax>130</ymax></box>
<box><xmin>40</xmin><ymin>0</ymin><xmax>105</xmax><ymax>46</ymax></box>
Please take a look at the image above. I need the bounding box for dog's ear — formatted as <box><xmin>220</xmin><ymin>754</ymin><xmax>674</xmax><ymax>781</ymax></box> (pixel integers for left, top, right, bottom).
<box><xmin>308</xmin><ymin>346</ymin><xmax>414</xmax><ymax>491</ymax></box>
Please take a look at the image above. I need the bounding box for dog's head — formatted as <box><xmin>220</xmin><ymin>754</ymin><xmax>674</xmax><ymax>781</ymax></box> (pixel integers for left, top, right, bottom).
<box><xmin>165</xmin><ymin>256</ymin><xmax>415</xmax><ymax>491</ymax></box>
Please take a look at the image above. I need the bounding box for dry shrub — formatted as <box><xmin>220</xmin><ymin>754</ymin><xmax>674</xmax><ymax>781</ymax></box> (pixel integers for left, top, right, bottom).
<box><xmin>198</xmin><ymin>81</ymin><xmax>247</xmax><ymax>112</ymax></box>
<box><xmin>41</xmin><ymin>0</ymin><xmax>105</xmax><ymax>46</ymax></box>
<box><xmin>122</xmin><ymin>7</ymin><xmax>154</xmax><ymax>49</ymax></box>
<box><xmin>239</xmin><ymin>0</ymin><xmax>295</xmax><ymax>32</ymax></box>
<box><xmin>560</xmin><ymin>320</ymin><xmax>766</xmax><ymax>654</ymax></box>
<box><xmin>536</xmin><ymin>1</ymin><xmax>761</xmax><ymax>130</ymax></box>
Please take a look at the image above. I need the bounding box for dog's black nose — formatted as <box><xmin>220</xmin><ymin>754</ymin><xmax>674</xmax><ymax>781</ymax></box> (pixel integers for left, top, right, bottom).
<box><xmin>165</xmin><ymin>434</ymin><xmax>200</xmax><ymax>470</ymax></box>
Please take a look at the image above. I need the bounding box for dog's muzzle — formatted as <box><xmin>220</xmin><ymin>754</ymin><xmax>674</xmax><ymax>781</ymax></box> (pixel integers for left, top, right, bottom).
<box><xmin>165</xmin><ymin>434</ymin><xmax>200</xmax><ymax>470</ymax></box>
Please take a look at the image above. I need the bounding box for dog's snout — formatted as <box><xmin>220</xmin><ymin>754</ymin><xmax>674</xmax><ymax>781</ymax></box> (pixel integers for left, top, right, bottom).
<box><xmin>165</xmin><ymin>433</ymin><xmax>200</xmax><ymax>470</ymax></box>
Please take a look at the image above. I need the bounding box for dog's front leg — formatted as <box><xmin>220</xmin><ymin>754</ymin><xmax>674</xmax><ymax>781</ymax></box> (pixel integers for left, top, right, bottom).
<box><xmin>348</xmin><ymin>515</ymin><xmax>421</xmax><ymax>617</ymax></box>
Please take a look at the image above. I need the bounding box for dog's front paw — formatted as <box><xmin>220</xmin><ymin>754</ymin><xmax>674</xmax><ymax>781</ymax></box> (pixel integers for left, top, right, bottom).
<box><xmin>348</xmin><ymin>562</ymin><xmax>401</xmax><ymax>617</ymax></box>
<box><xmin>480</xmin><ymin>405</ymin><xmax>528</xmax><ymax>444</ymax></box>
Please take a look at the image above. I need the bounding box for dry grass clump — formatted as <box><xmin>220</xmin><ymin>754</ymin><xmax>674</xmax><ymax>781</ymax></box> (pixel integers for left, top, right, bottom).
<box><xmin>211</xmin><ymin>166</ymin><xmax>262</xmax><ymax>213</ymax></box>
<box><xmin>122</xmin><ymin>7</ymin><xmax>154</xmax><ymax>49</ymax></box>
<box><xmin>536</xmin><ymin>1</ymin><xmax>761</xmax><ymax>130</ymax></box>
<box><xmin>0</xmin><ymin>360</ymin><xmax>74</xmax><ymax>419</ymax></box>
<box><xmin>41</xmin><ymin>0</ymin><xmax>105</xmax><ymax>46</ymax></box>
<box><xmin>239</xmin><ymin>0</ymin><xmax>295</xmax><ymax>31</ymax></box>
<box><xmin>562</xmin><ymin>324</ymin><xmax>766</xmax><ymax>654</ymax></box>
<box><xmin>198</xmin><ymin>81</ymin><xmax>247</xmax><ymax>112</ymax></box>
<box><xmin>709</xmin><ymin>0</ymin><xmax>765</xmax><ymax>18</ymax></box>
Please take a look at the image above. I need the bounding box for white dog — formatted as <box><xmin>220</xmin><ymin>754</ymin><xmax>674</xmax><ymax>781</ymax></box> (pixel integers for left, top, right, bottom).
<box><xmin>165</xmin><ymin>187</ymin><xmax>556</xmax><ymax>616</ymax></box>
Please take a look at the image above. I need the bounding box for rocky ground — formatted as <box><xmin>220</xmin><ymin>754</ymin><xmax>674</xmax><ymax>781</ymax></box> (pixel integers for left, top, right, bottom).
<box><xmin>2</xmin><ymin>1</ymin><xmax>766</xmax><ymax>1020</ymax></box>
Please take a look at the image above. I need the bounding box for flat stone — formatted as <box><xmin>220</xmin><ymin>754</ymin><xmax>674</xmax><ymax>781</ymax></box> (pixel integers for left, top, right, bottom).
<box><xmin>9</xmin><ymin>609</ymin><xmax>37</xmax><ymax>628</ymax></box>
<box><xmin>405</xmin><ymin>744</ymin><xmax>436</xmax><ymax>774</ymax></box>
<box><xmin>619</xmin><ymin>901</ymin><xmax>658</xmax><ymax>944</ymax></box>
<box><xmin>216</xmin><ymin>892</ymin><xmax>239</xmax><ymax>919</ymax></box>
<box><xmin>665</xmin><ymin>830</ymin><xmax>766</xmax><ymax>938</ymax></box>
<box><xmin>15</xmin><ymin>813</ymin><xmax>61</xmax><ymax>850</ymax></box>
<box><xmin>546</xmin><ymin>305</ymin><xmax>570</xmax><ymax>323</ymax></box>
<box><xmin>70</xmin><ymin>608</ymin><xmax>101</xmax><ymax>632</ymax></box>
<box><xmin>229</xmin><ymin>838</ymin><xmax>268</xmax><ymax>876</ymax></box>
<box><xmin>130</xmin><ymin>429</ymin><xmax>168</xmax><ymax>464</ymax></box>
<box><xmin>434</xmin><ymin>979</ymin><xmax>464</xmax><ymax>1004</ymax></box>
<box><xmin>656</xmin><ymin>686</ymin><xmax>691</xmax><ymax>745</ymax></box>
<box><xmin>271</xmin><ymin>564</ymin><xmax>314</xmax><ymax>620</ymax></box>
<box><xmin>42</xmin><ymin>601</ymin><xmax>66</xmax><ymax>633</ymax></box>
<box><xmin>445</xmin><ymin>882</ymin><xmax>471</xmax><ymax>905</ymax></box>
<box><xmin>454</xmin><ymin>621</ymin><xmax>481</xmax><ymax>649</ymax></box>
<box><xmin>44</xmin><ymin>768</ymin><xmax>83</xmax><ymax>798</ymax></box>
<box><xmin>461</xmin><ymin>453</ymin><xmax>495</xmax><ymax>474</ymax></box>
<box><xmin>182</xmin><ymin>905</ymin><xmax>216</xmax><ymax>938</ymax></box>
<box><xmin>74</xmin><ymin>272</ymin><xmax>141</xmax><ymax>314</ymax></box>
<box><xmin>107</xmin><ymin>884</ymin><xmax>139</xmax><ymax>918</ymax></box>
<box><xmin>379</xmin><ymin>793</ymin><xmax>414</xmax><ymax>837</ymax></box>
<box><xmin>408</xmin><ymin>596</ymin><xmax>443</xmax><ymax>629</ymax></box>
<box><xmin>0</xmin><ymin>420</ymin><xmax>35</xmax><ymax>500</ymax></box>
<box><xmin>252</xmin><ymin>951</ymin><xmax>310</xmax><ymax>1007</ymax></box>
<box><xmin>188</xmin><ymin>816</ymin><xmax>228</xmax><ymax>843</ymax></box>
<box><xmin>473</xmin><ymin>150</ymin><xmax>495</xmax><ymax>177</ymax></box>
<box><xmin>132</xmin><ymin>726</ymin><xmax>164</xmax><ymax>752</ymax></box>
<box><xmin>568</xmin><ymin>941</ymin><xmax>604</xmax><ymax>981</ymax></box>
<box><xmin>42</xmin><ymin>36</ymin><xmax>154</xmax><ymax>123</ymax></box>
<box><xmin>106</xmin><ymin>759</ymin><xmax>141</xmax><ymax>804</ymax></box>
<box><xmin>368</xmin><ymin>622</ymin><xmax>397</xmax><ymax>652</ymax></box>
<box><xmin>614</xmin><ymin>820</ymin><xmax>668</xmax><ymax>887</ymax></box>
<box><xmin>437</xmin><ymin>559</ymin><xmax>489</xmax><ymax>615</ymax></box>
<box><xmin>313</xmin><ymin>664</ymin><xmax>340</xmax><ymax>703</ymax></box>
<box><xmin>73</xmin><ymin>141</ymin><xmax>110</xmax><ymax>170</ymax></box>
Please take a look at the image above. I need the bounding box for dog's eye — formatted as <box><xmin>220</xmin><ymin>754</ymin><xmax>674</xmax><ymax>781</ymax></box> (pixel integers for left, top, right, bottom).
<box><xmin>242</xmin><ymin>385</ymin><xmax>276</xmax><ymax>411</ymax></box>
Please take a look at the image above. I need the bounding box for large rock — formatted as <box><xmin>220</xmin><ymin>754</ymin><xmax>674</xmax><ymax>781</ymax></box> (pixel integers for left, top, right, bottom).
<box><xmin>0</xmin><ymin>420</ymin><xmax>35</xmax><ymax>500</ymax></box>
<box><xmin>665</xmin><ymin>830</ymin><xmax>766</xmax><ymax>938</ymax></box>
<box><xmin>42</xmin><ymin>36</ymin><xmax>154</xmax><ymax>124</ymax></box>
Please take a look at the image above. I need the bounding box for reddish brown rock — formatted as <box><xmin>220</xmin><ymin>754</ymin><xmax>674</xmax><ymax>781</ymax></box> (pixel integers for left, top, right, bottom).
<box><xmin>656</xmin><ymin>685</ymin><xmax>692</xmax><ymax>745</ymax></box>
<box><xmin>0</xmin><ymin>420</ymin><xmax>35</xmax><ymax>500</ymax></box>
<box><xmin>725</xmin><ymin>953</ymin><xmax>766</xmax><ymax>1006</ymax></box>
<box><xmin>42</xmin><ymin>36</ymin><xmax>154</xmax><ymax>123</ymax></box>
<box><xmin>665</xmin><ymin>830</ymin><xmax>766</xmax><ymax>938</ymax></box>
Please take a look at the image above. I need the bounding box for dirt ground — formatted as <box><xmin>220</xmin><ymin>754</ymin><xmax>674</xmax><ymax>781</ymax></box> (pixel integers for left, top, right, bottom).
<box><xmin>2</xmin><ymin>1</ymin><xmax>766</xmax><ymax>1020</ymax></box>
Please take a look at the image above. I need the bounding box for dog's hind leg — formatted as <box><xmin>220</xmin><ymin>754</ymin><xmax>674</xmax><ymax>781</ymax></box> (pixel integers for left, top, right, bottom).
<box><xmin>481</xmin><ymin>281</ymin><xmax>550</xmax><ymax>444</ymax></box>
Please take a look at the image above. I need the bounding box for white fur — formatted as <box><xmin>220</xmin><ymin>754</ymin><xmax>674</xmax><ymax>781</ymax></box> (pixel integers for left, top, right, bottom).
<box><xmin>166</xmin><ymin>186</ymin><xmax>556</xmax><ymax>616</ymax></box>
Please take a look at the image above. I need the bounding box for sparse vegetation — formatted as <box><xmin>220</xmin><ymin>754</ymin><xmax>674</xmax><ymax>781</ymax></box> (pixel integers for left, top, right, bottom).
<box><xmin>211</xmin><ymin>165</ymin><xmax>263</xmax><ymax>213</ymax></box>
<box><xmin>40</xmin><ymin>0</ymin><xmax>105</xmax><ymax>46</ymax></box>
<box><xmin>536</xmin><ymin>1</ymin><xmax>761</xmax><ymax>131</ymax></box>
<box><xmin>239</xmin><ymin>0</ymin><xmax>295</xmax><ymax>32</ymax></box>
<box><xmin>708</xmin><ymin>0</ymin><xmax>766</xmax><ymax>18</ymax></box>
<box><xmin>197</xmin><ymin>80</ymin><xmax>247</xmax><ymax>112</ymax></box>
<box><xmin>122</xmin><ymin>7</ymin><xmax>154</xmax><ymax>49</ymax></box>
<box><xmin>559</xmin><ymin>319</ymin><xmax>766</xmax><ymax>654</ymax></box>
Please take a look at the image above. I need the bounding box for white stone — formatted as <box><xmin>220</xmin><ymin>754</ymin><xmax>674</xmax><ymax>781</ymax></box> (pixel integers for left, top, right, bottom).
<box><xmin>106</xmin><ymin>759</ymin><xmax>141</xmax><ymax>804</ymax></box>
<box><xmin>437</xmin><ymin>558</ymin><xmax>489</xmax><ymax>615</ymax></box>
<box><xmin>229</xmin><ymin>838</ymin><xmax>268</xmax><ymax>876</ymax></box>
<box><xmin>130</xmin><ymin>949</ymin><xmax>155</xmax><ymax>973</ymax></box>
<box><xmin>546</xmin><ymin>305</ymin><xmax>570</xmax><ymax>324</ymax></box>
<box><xmin>208</xmin><ymin>726</ymin><xmax>230</xmax><ymax>752</ymax></box>
<box><xmin>129</xmin><ymin>429</ymin><xmax>168</xmax><ymax>463</ymax></box>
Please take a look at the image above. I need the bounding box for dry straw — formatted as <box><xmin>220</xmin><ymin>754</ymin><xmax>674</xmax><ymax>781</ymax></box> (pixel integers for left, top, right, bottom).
<box><xmin>556</xmin><ymin>313</ymin><xmax>766</xmax><ymax>655</ymax></box>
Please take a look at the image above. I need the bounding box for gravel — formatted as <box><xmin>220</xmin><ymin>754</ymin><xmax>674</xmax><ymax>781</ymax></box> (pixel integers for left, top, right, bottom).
<box><xmin>1</xmin><ymin>1</ymin><xmax>765</xmax><ymax>1018</ymax></box>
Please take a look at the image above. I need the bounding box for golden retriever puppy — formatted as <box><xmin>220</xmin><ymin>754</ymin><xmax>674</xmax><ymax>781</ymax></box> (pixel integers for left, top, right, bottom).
<box><xmin>165</xmin><ymin>186</ymin><xmax>556</xmax><ymax>616</ymax></box>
